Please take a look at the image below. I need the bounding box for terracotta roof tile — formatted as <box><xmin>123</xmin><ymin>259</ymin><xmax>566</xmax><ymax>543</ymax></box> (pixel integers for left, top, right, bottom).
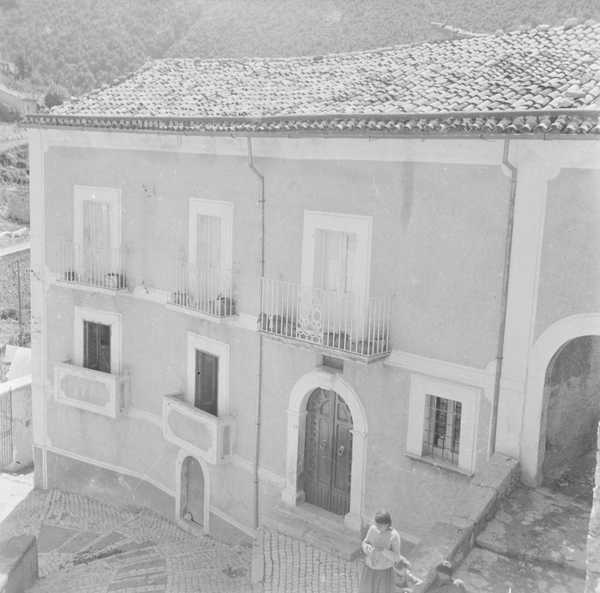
<box><xmin>26</xmin><ymin>21</ymin><xmax>600</xmax><ymax>136</ymax></box>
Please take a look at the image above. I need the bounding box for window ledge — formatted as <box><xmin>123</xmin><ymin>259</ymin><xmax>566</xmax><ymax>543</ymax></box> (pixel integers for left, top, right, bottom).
<box><xmin>405</xmin><ymin>452</ymin><xmax>474</xmax><ymax>478</ymax></box>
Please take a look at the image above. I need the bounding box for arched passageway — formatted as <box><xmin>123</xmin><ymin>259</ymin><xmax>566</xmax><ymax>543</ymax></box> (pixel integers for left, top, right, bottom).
<box><xmin>541</xmin><ymin>335</ymin><xmax>600</xmax><ymax>489</ymax></box>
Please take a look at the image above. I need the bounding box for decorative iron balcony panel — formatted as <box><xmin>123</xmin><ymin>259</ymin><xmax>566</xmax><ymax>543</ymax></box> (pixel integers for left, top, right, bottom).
<box><xmin>259</xmin><ymin>278</ymin><xmax>392</xmax><ymax>361</ymax></box>
<box><xmin>57</xmin><ymin>240</ymin><xmax>128</xmax><ymax>290</ymax></box>
<box><xmin>168</xmin><ymin>261</ymin><xmax>235</xmax><ymax>318</ymax></box>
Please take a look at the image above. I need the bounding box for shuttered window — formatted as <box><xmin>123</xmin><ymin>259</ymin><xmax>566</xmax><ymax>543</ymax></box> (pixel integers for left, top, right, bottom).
<box><xmin>83</xmin><ymin>200</ymin><xmax>111</xmax><ymax>251</ymax></box>
<box><xmin>82</xmin><ymin>200</ymin><xmax>112</xmax><ymax>274</ymax></box>
<box><xmin>194</xmin><ymin>350</ymin><xmax>218</xmax><ymax>416</ymax></box>
<box><xmin>196</xmin><ymin>215</ymin><xmax>222</xmax><ymax>273</ymax></box>
<box><xmin>83</xmin><ymin>321</ymin><xmax>111</xmax><ymax>373</ymax></box>
<box><xmin>313</xmin><ymin>229</ymin><xmax>357</xmax><ymax>293</ymax></box>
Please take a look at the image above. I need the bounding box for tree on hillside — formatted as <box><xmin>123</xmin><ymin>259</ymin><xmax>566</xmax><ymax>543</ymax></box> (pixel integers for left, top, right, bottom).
<box><xmin>14</xmin><ymin>54</ymin><xmax>32</xmax><ymax>80</ymax></box>
<box><xmin>44</xmin><ymin>82</ymin><xmax>69</xmax><ymax>108</ymax></box>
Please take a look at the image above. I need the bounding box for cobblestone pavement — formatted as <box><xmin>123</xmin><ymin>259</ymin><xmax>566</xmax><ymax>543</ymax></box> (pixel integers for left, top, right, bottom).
<box><xmin>0</xmin><ymin>488</ymin><xmax>252</xmax><ymax>593</ymax></box>
<box><xmin>255</xmin><ymin>527</ymin><xmax>362</xmax><ymax>593</ymax></box>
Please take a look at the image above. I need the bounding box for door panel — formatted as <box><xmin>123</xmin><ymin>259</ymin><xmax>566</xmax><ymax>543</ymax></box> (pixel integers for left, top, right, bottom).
<box><xmin>304</xmin><ymin>388</ymin><xmax>353</xmax><ymax>515</ymax></box>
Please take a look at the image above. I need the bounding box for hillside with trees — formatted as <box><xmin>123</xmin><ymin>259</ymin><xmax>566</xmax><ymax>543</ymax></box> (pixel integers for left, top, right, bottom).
<box><xmin>0</xmin><ymin>0</ymin><xmax>203</xmax><ymax>96</ymax></box>
<box><xmin>0</xmin><ymin>0</ymin><xmax>599</xmax><ymax>98</ymax></box>
<box><xmin>167</xmin><ymin>0</ymin><xmax>600</xmax><ymax>60</ymax></box>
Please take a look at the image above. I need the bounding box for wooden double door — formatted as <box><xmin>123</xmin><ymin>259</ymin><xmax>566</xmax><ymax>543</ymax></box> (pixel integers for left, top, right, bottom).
<box><xmin>304</xmin><ymin>388</ymin><xmax>353</xmax><ymax>515</ymax></box>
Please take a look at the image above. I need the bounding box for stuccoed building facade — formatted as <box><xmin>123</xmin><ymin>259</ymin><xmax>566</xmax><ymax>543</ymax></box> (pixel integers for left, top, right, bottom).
<box><xmin>26</xmin><ymin>22</ymin><xmax>600</xmax><ymax>544</ymax></box>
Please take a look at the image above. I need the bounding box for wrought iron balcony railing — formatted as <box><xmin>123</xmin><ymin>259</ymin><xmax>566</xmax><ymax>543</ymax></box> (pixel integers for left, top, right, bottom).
<box><xmin>57</xmin><ymin>241</ymin><xmax>128</xmax><ymax>290</ymax></box>
<box><xmin>259</xmin><ymin>278</ymin><xmax>392</xmax><ymax>360</ymax></box>
<box><xmin>168</xmin><ymin>261</ymin><xmax>235</xmax><ymax>317</ymax></box>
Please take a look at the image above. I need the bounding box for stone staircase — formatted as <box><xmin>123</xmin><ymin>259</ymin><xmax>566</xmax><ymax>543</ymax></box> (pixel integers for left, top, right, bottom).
<box><xmin>454</xmin><ymin>485</ymin><xmax>591</xmax><ymax>592</ymax></box>
<box><xmin>262</xmin><ymin>502</ymin><xmax>363</xmax><ymax>561</ymax></box>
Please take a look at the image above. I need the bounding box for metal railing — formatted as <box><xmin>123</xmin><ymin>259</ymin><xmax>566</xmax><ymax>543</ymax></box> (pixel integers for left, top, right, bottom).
<box><xmin>57</xmin><ymin>241</ymin><xmax>128</xmax><ymax>290</ymax></box>
<box><xmin>259</xmin><ymin>278</ymin><xmax>392</xmax><ymax>359</ymax></box>
<box><xmin>168</xmin><ymin>261</ymin><xmax>235</xmax><ymax>317</ymax></box>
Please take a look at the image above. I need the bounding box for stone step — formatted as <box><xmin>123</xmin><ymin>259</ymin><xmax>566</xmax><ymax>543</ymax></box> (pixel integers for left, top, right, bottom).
<box><xmin>263</xmin><ymin>503</ymin><xmax>362</xmax><ymax>560</ymax></box>
<box><xmin>455</xmin><ymin>547</ymin><xmax>585</xmax><ymax>592</ymax></box>
<box><xmin>475</xmin><ymin>486</ymin><xmax>589</xmax><ymax>576</ymax></box>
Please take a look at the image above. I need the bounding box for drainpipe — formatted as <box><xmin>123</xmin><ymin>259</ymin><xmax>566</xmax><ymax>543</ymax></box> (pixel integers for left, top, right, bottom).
<box><xmin>247</xmin><ymin>137</ymin><xmax>265</xmax><ymax>529</ymax></box>
<box><xmin>489</xmin><ymin>137</ymin><xmax>518</xmax><ymax>456</ymax></box>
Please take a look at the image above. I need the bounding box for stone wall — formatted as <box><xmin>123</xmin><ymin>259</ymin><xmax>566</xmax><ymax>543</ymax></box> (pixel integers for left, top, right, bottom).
<box><xmin>585</xmin><ymin>424</ymin><xmax>600</xmax><ymax>593</ymax></box>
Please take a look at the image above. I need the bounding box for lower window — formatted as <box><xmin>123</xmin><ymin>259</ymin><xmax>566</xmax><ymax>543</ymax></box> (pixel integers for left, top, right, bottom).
<box><xmin>83</xmin><ymin>321</ymin><xmax>111</xmax><ymax>373</ymax></box>
<box><xmin>194</xmin><ymin>349</ymin><xmax>218</xmax><ymax>416</ymax></box>
<box><xmin>422</xmin><ymin>394</ymin><xmax>462</xmax><ymax>465</ymax></box>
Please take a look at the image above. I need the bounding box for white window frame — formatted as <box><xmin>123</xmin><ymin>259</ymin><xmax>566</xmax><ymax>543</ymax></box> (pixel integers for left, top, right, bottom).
<box><xmin>188</xmin><ymin>198</ymin><xmax>233</xmax><ymax>274</ymax></box>
<box><xmin>73</xmin><ymin>185</ymin><xmax>122</xmax><ymax>253</ymax></box>
<box><xmin>406</xmin><ymin>374</ymin><xmax>480</xmax><ymax>474</ymax></box>
<box><xmin>74</xmin><ymin>306</ymin><xmax>122</xmax><ymax>374</ymax></box>
<box><xmin>301</xmin><ymin>211</ymin><xmax>372</xmax><ymax>301</ymax></box>
<box><xmin>186</xmin><ymin>332</ymin><xmax>230</xmax><ymax>416</ymax></box>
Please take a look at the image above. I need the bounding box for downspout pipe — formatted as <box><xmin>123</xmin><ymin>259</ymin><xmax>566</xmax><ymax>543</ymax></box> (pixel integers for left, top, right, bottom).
<box><xmin>247</xmin><ymin>137</ymin><xmax>265</xmax><ymax>530</ymax></box>
<box><xmin>489</xmin><ymin>137</ymin><xmax>518</xmax><ymax>456</ymax></box>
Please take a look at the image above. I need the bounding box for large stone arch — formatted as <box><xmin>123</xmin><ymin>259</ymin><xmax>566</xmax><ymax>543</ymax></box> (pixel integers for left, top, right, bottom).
<box><xmin>282</xmin><ymin>368</ymin><xmax>368</xmax><ymax>532</ymax></box>
<box><xmin>175</xmin><ymin>448</ymin><xmax>210</xmax><ymax>534</ymax></box>
<box><xmin>521</xmin><ymin>313</ymin><xmax>600</xmax><ymax>485</ymax></box>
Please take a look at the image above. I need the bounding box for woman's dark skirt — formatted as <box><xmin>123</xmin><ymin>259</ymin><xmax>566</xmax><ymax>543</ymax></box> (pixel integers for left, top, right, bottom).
<box><xmin>358</xmin><ymin>565</ymin><xmax>395</xmax><ymax>593</ymax></box>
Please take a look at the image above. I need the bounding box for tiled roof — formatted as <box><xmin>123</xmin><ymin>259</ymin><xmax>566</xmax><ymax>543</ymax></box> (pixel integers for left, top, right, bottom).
<box><xmin>26</xmin><ymin>20</ymin><xmax>600</xmax><ymax>136</ymax></box>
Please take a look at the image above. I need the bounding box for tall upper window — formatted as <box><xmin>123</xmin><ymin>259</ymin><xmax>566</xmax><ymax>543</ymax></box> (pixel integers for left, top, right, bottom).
<box><xmin>313</xmin><ymin>229</ymin><xmax>357</xmax><ymax>294</ymax></box>
<box><xmin>83</xmin><ymin>321</ymin><xmax>111</xmax><ymax>373</ymax></box>
<box><xmin>301</xmin><ymin>211</ymin><xmax>372</xmax><ymax>301</ymax></box>
<box><xmin>194</xmin><ymin>350</ymin><xmax>218</xmax><ymax>416</ymax></box>
<box><xmin>73</xmin><ymin>186</ymin><xmax>122</xmax><ymax>280</ymax></box>
<box><xmin>188</xmin><ymin>199</ymin><xmax>233</xmax><ymax>275</ymax></box>
<box><xmin>195</xmin><ymin>214</ymin><xmax>222</xmax><ymax>275</ymax></box>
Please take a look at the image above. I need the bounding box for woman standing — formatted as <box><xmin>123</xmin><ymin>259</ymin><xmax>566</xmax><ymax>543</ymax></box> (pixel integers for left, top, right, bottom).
<box><xmin>359</xmin><ymin>510</ymin><xmax>410</xmax><ymax>593</ymax></box>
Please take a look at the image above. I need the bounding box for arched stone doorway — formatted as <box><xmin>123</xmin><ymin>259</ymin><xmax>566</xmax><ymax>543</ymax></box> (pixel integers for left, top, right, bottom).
<box><xmin>282</xmin><ymin>368</ymin><xmax>367</xmax><ymax>532</ymax></box>
<box><xmin>541</xmin><ymin>335</ymin><xmax>600</xmax><ymax>484</ymax></box>
<box><xmin>180</xmin><ymin>456</ymin><xmax>205</xmax><ymax>528</ymax></box>
<box><xmin>303</xmin><ymin>388</ymin><xmax>353</xmax><ymax>515</ymax></box>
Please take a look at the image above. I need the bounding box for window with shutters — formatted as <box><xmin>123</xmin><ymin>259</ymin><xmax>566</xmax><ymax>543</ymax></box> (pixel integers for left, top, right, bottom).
<box><xmin>83</xmin><ymin>321</ymin><xmax>111</xmax><ymax>373</ymax></box>
<box><xmin>301</xmin><ymin>211</ymin><xmax>372</xmax><ymax>301</ymax></box>
<box><xmin>313</xmin><ymin>229</ymin><xmax>357</xmax><ymax>294</ymax></box>
<box><xmin>186</xmin><ymin>333</ymin><xmax>230</xmax><ymax>416</ymax></box>
<box><xmin>72</xmin><ymin>186</ymin><xmax>123</xmax><ymax>285</ymax></box>
<box><xmin>188</xmin><ymin>198</ymin><xmax>233</xmax><ymax>281</ymax></box>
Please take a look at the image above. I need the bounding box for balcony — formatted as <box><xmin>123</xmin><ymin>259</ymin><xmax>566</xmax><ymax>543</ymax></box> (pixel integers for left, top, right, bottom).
<box><xmin>57</xmin><ymin>240</ymin><xmax>128</xmax><ymax>291</ymax></box>
<box><xmin>162</xmin><ymin>395</ymin><xmax>234</xmax><ymax>464</ymax></box>
<box><xmin>54</xmin><ymin>361</ymin><xmax>130</xmax><ymax>418</ymax></box>
<box><xmin>167</xmin><ymin>261</ymin><xmax>235</xmax><ymax>318</ymax></box>
<box><xmin>259</xmin><ymin>278</ymin><xmax>392</xmax><ymax>362</ymax></box>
